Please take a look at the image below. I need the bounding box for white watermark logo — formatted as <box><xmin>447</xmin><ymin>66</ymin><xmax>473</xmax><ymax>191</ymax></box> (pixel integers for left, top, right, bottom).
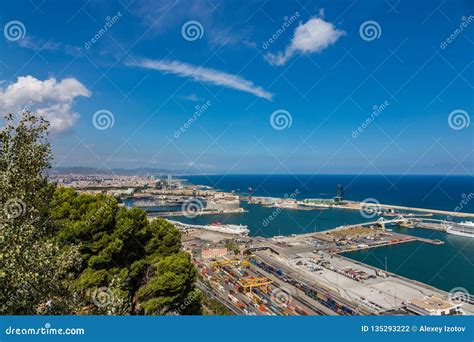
<box><xmin>92</xmin><ymin>109</ymin><xmax>115</xmax><ymax>130</ymax></box>
<box><xmin>4</xmin><ymin>323</ymin><xmax>85</xmax><ymax>336</ymax></box>
<box><xmin>181</xmin><ymin>21</ymin><xmax>204</xmax><ymax>41</ymax></box>
<box><xmin>359</xmin><ymin>198</ymin><xmax>381</xmax><ymax>219</ymax></box>
<box><xmin>352</xmin><ymin>100</ymin><xmax>390</xmax><ymax>139</ymax></box>
<box><xmin>3</xmin><ymin>20</ymin><xmax>26</xmax><ymax>41</ymax></box>
<box><xmin>270</xmin><ymin>287</ymin><xmax>292</xmax><ymax>308</ymax></box>
<box><xmin>440</xmin><ymin>16</ymin><xmax>474</xmax><ymax>49</ymax></box>
<box><xmin>92</xmin><ymin>286</ymin><xmax>114</xmax><ymax>308</ymax></box>
<box><xmin>84</xmin><ymin>12</ymin><xmax>123</xmax><ymax>50</ymax></box>
<box><xmin>4</xmin><ymin>198</ymin><xmax>26</xmax><ymax>219</ymax></box>
<box><xmin>359</xmin><ymin>21</ymin><xmax>381</xmax><ymax>41</ymax></box>
<box><xmin>181</xmin><ymin>198</ymin><xmax>204</xmax><ymax>218</ymax></box>
<box><xmin>262</xmin><ymin>11</ymin><xmax>300</xmax><ymax>50</ymax></box>
<box><xmin>448</xmin><ymin>109</ymin><xmax>470</xmax><ymax>131</ymax></box>
<box><xmin>270</xmin><ymin>109</ymin><xmax>292</xmax><ymax>130</ymax></box>
<box><xmin>448</xmin><ymin>287</ymin><xmax>471</xmax><ymax>305</ymax></box>
<box><xmin>262</xmin><ymin>189</ymin><xmax>299</xmax><ymax>227</ymax></box>
<box><xmin>174</xmin><ymin>100</ymin><xmax>212</xmax><ymax>139</ymax></box>
<box><xmin>443</xmin><ymin>193</ymin><xmax>474</xmax><ymax>230</ymax></box>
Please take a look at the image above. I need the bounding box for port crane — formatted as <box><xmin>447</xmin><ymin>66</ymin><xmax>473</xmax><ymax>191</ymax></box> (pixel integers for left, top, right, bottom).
<box><xmin>238</xmin><ymin>277</ymin><xmax>273</xmax><ymax>293</ymax></box>
<box><xmin>210</xmin><ymin>259</ymin><xmax>250</xmax><ymax>269</ymax></box>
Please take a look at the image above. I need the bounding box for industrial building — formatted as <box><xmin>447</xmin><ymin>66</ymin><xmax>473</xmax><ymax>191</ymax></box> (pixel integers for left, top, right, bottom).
<box><xmin>206</xmin><ymin>199</ymin><xmax>242</xmax><ymax>212</ymax></box>
<box><xmin>201</xmin><ymin>247</ymin><xmax>229</xmax><ymax>259</ymax></box>
<box><xmin>406</xmin><ymin>296</ymin><xmax>463</xmax><ymax>316</ymax></box>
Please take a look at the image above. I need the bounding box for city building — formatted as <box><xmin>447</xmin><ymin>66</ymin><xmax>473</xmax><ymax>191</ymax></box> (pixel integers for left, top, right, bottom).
<box><xmin>201</xmin><ymin>247</ymin><xmax>228</xmax><ymax>259</ymax></box>
<box><xmin>406</xmin><ymin>296</ymin><xmax>463</xmax><ymax>316</ymax></box>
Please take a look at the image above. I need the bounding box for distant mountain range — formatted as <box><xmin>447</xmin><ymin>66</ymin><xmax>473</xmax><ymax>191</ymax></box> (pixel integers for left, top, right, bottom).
<box><xmin>49</xmin><ymin>166</ymin><xmax>197</xmax><ymax>176</ymax></box>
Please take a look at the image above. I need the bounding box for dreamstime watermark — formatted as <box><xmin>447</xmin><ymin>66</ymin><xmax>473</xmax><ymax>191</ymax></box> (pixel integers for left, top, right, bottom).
<box><xmin>181</xmin><ymin>21</ymin><xmax>204</xmax><ymax>41</ymax></box>
<box><xmin>359</xmin><ymin>21</ymin><xmax>381</xmax><ymax>41</ymax></box>
<box><xmin>84</xmin><ymin>12</ymin><xmax>123</xmax><ymax>50</ymax></box>
<box><xmin>262</xmin><ymin>11</ymin><xmax>300</xmax><ymax>50</ymax></box>
<box><xmin>359</xmin><ymin>198</ymin><xmax>381</xmax><ymax>219</ymax></box>
<box><xmin>448</xmin><ymin>109</ymin><xmax>470</xmax><ymax>131</ymax></box>
<box><xmin>9</xmin><ymin>101</ymin><xmax>35</xmax><ymax>124</ymax></box>
<box><xmin>3</xmin><ymin>198</ymin><xmax>26</xmax><ymax>219</ymax></box>
<box><xmin>448</xmin><ymin>287</ymin><xmax>472</xmax><ymax>305</ymax></box>
<box><xmin>352</xmin><ymin>100</ymin><xmax>390</xmax><ymax>139</ymax></box>
<box><xmin>20</xmin><ymin>101</ymin><xmax>34</xmax><ymax>114</ymax></box>
<box><xmin>270</xmin><ymin>109</ymin><xmax>292</xmax><ymax>130</ymax></box>
<box><xmin>262</xmin><ymin>189</ymin><xmax>299</xmax><ymax>227</ymax></box>
<box><xmin>85</xmin><ymin>196</ymin><xmax>116</xmax><ymax>227</ymax></box>
<box><xmin>440</xmin><ymin>16</ymin><xmax>474</xmax><ymax>49</ymax></box>
<box><xmin>91</xmin><ymin>286</ymin><xmax>115</xmax><ymax>308</ymax></box>
<box><xmin>181</xmin><ymin>198</ymin><xmax>204</xmax><ymax>218</ymax></box>
<box><xmin>3</xmin><ymin>20</ymin><xmax>26</xmax><ymax>41</ymax></box>
<box><xmin>443</xmin><ymin>192</ymin><xmax>474</xmax><ymax>228</ymax></box>
<box><xmin>173</xmin><ymin>289</ymin><xmax>201</xmax><ymax>315</ymax></box>
<box><xmin>174</xmin><ymin>100</ymin><xmax>212</xmax><ymax>139</ymax></box>
<box><xmin>3</xmin><ymin>280</ymin><xmax>34</xmax><ymax>310</ymax></box>
<box><xmin>92</xmin><ymin>109</ymin><xmax>115</xmax><ymax>130</ymax></box>
<box><xmin>4</xmin><ymin>323</ymin><xmax>85</xmax><ymax>336</ymax></box>
<box><xmin>270</xmin><ymin>287</ymin><xmax>292</xmax><ymax>308</ymax></box>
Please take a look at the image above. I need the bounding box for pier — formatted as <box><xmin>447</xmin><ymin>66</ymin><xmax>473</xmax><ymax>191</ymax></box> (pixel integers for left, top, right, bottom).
<box><xmin>344</xmin><ymin>201</ymin><xmax>474</xmax><ymax>218</ymax></box>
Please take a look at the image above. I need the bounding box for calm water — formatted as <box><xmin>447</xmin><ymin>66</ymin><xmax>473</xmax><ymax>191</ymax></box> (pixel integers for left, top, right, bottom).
<box><xmin>341</xmin><ymin>226</ymin><xmax>474</xmax><ymax>295</ymax></box>
<box><xmin>172</xmin><ymin>174</ymin><xmax>474</xmax><ymax>294</ymax></box>
<box><xmin>181</xmin><ymin>174</ymin><xmax>474</xmax><ymax>212</ymax></box>
<box><xmin>172</xmin><ymin>202</ymin><xmax>373</xmax><ymax>237</ymax></box>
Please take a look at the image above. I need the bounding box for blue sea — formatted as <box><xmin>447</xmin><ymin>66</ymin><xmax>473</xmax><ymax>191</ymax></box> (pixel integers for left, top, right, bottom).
<box><xmin>180</xmin><ymin>174</ymin><xmax>474</xmax><ymax>213</ymax></box>
<box><xmin>172</xmin><ymin>174</ymin><xmax>474</xmax><ymax>294</ymax></box>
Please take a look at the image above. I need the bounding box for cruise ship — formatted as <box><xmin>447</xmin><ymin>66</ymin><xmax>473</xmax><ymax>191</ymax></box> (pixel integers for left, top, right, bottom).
<box><xmin>167</xmin><ymin>219</ymin><xmax>249</xmax><ymax>236</ymax></box>
<box><xmin>446</xmin><ymin>221</ymin><xmax>474</xmax><ymax>238</ymax></box>
<box><xmin>206</xmin><ymin>221</ymin><xmax>249</xmax><ymax>235</ymax></box>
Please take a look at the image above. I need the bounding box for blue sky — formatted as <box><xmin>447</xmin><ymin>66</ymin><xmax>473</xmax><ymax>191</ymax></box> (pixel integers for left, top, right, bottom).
<box><xmin>0</xmin><ymin>0</ymin><xmax>472</xmax><ymax>175</ymax></box>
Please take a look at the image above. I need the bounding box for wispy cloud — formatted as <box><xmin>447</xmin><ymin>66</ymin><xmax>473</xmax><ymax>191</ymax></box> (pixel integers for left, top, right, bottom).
<box><xmin>265</xmin><ymin>13</ymin><xmax>345</xmax><ymax>66</ymax></box>
<box><xmin>16</xmin><ymin>36</ymin><xmax>83</xmax><ymax>57</ymax></box>
<box><xmin>132</xmin><ymin>0</ymin><xmax>255</xmax><ymax>48</ymax></box>
<box><xmin>178</xmin><ymin>93</ymin><xmax>202</xmax><ymax>102</ymax></box>
<box><xmin>128</xmin><ymin>58</ymin><xmax>273</xmax><ymax>100</ymax></box>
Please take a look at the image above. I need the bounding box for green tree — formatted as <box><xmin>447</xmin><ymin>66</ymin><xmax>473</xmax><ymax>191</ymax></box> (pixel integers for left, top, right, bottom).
<box><xmin>51</xmin><ymin>188</ymin><xmax>202</xmax><ymax>315</ymax></box>
<box><xmin>0</xmin><ymin>111</ymin><xmax>202</xmax><ymax>315</ymax></box>
<box><xmin>0</xmin><ymin>112</ymin><xmax>80</xmax><ymax>314</ymax></box>
<box><xmin>137</xmin><ymin>252</ymin><xmax>201</xmax><ymax>315</ymax></box>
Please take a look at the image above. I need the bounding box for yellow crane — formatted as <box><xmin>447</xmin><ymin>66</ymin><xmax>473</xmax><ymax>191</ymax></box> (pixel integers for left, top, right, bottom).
<box><xmin>238</xmin><ymin>277</ymin><xmax>273</xmax><ymax>293</ymax></box>
<box><xmin>210</xmin><ymin>259</ymin><xmax>250</xmax><ymax>269</ymax></box>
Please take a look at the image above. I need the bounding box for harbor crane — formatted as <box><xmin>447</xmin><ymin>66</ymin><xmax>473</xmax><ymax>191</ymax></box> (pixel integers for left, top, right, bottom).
<box><xmin>238</xmin><ymin>277</ymin><xmax>273</xmax><ymax>293</ymax></box>
<box><xmin>210</xmin><ymin>259</ymin><xmax>250</xmax><ymax>269</ymax></box>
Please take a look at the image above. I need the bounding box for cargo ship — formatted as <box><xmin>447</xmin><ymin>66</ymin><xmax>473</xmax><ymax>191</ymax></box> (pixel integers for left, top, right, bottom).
<box><xmin>446</xmin><ymin>221</ymin><xmax>474</xmax><ymax>238</ymax></box>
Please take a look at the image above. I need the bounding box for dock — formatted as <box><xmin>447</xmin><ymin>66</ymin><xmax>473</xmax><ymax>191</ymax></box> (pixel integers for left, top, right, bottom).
<box><xmin>344</xmin><ymin>201</ymin><xmax>474</xmax><ymax>218</ymax></box>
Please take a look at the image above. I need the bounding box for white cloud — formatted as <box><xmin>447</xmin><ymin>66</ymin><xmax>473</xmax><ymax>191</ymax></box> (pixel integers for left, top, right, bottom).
<box><xmin>130</xmin><ymin>58</ymin><xmax>273</xmax><ymax>100</ymax></box>
<box><xmin>265</xmin><ymin>16</ymin><xmax>345</xmax><ymax>66</ymax></box>
<box><xmin>178</xmin><ymin>93</ymin><xmax>202</xmax><ymax>102</ymax></box>
<box><xmin>16</xmin><ymin>36</ymin><xmax>82</xmax><ymax>57</ymax></box>
<box><xmin>134</xmin><ymin>0</ymin><xmax>252</xmax><ymax>48</ymax></box>
<box><xmin>0</xmin><ymin>76</ymin><xmax>91</xmax><ymax>133</ymax></box>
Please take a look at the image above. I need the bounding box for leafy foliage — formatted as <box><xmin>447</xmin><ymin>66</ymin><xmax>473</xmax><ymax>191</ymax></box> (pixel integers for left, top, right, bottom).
<box><xmin>0</xmin><ymin>112</ymin><xmax>81</xmax><ymax>314</ymax></box>
<box><xmin>1</xmin><ymin>111</ymin><xmax>202</xmax><ymax>315</ymax></box>
<box><xmin>51</xmin><ymin>188</ymin><xmax>201</xmax><ymax>314</ymax></box>
<box><xmin>137</xmin><ymin>252</ymin><xmax>201</xmax><ymax>314</ymax></box>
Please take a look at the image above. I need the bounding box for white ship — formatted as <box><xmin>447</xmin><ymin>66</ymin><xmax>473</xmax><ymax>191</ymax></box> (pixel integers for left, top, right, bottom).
<box><xmin>204</xmin><ymin>221</ymin><xmax>249</xmax><ymax>235</ymax></box>
<box><xmin>446</xmin><ymin>221</ymin><xmax>474</xmax><ymax>238</ymax></box>
<box><xmin>167</xmin><ymin>219</ymin><xmax>249</xmax><ymax>236</ymax></box>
